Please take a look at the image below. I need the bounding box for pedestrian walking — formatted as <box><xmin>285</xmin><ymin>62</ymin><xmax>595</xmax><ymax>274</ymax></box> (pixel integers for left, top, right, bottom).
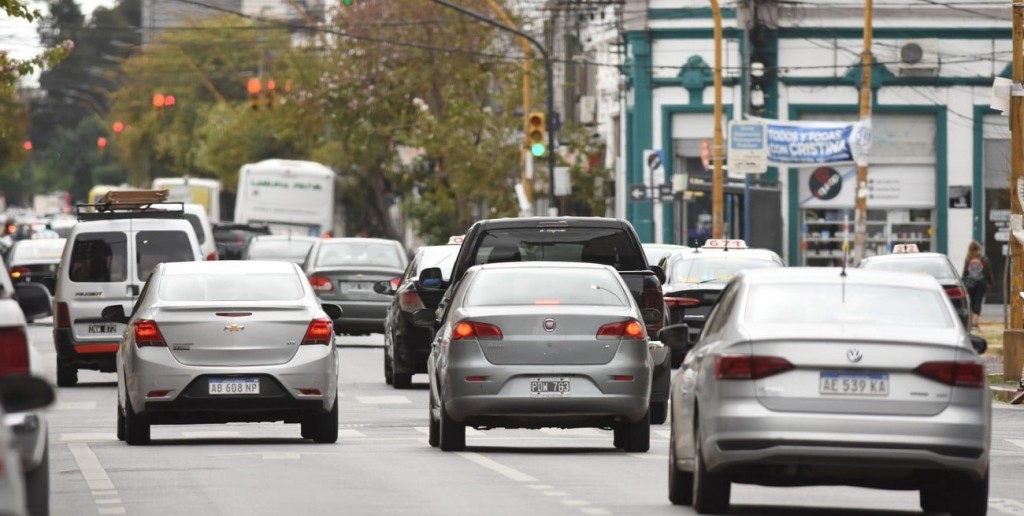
<box><xmin>961</xmin><ymin>240</ymin><xmax>992</xmax><ymax>329</ymax></box>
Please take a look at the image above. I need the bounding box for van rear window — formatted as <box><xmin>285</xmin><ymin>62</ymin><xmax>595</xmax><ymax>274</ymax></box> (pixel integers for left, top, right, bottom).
<box><xmin>137</xmin><ymin>231</ymin><xmax>195</xmax><ymax>280</ymax></box>
<box><xmin>474</xmin><ymin>228</ymin><xmax>645</xmax><ymax>271</ymax></box>
<box><xmin>69</xmin><ymin>232</ymin><xmax>128</xmax><ymax>283</ymax></box>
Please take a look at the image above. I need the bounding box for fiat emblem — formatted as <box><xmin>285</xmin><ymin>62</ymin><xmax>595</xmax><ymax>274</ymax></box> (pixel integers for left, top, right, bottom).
<box><xmin>846</xmin><ymin>348</ymin><xmax>863</xmax><ymax>363</ymax></box>
<box><xmin>543</xmin><ymin>318</ymin><xmax>556</xmax><ymax>332</ymax></box>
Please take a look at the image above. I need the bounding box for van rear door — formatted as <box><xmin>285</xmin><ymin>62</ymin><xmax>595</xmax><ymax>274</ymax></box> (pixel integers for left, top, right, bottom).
<box><xmin>65</xmin><ymin>231</ymin><xmax>130</xmax><ymax>346</ymax></box>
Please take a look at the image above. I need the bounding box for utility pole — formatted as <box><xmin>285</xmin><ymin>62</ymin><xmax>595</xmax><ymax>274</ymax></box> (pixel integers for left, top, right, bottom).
<box><xmin>852</xmin><ymin>0</ymin><xmax>873</xmax><ymax>264</ymax></box>
<box><xmin>1010</xmin><ymin>3</ymin><xmax>1024</xmax><ymax>329</ymax></box>
<box><xmin>711</xmin><ymin>0</ymin><xmax>725</xmax><ymax>238</ymax></box>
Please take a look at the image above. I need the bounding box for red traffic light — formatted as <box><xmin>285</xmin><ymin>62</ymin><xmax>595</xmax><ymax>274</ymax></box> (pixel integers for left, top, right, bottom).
<box><xmin>152</xmin><ymin>93</ymin><xmax>165</xmax><ymax>108</ymax></box>
<box><xmin>247</xmin><ymin>78</ymin><xmax>262</xmax><ymax>95</ymax></box>
<box><xmin>112</xmin><ymin>121</ymin><xmax>124</xmax><ymax>134</ymax></box>
<box><xmin>97</xmin><ymin>137</ymin><xmax>108</xmax><ymax>149</ymax></box>
<box><xmin>164</xmin><ymin>95</ymin><xmax>176</xmax><ymax>107</ymax></box>
<box><xmin>22</xmin><ymin>141</ymin><xmax>32</xmax><ymax>151</ymax></box>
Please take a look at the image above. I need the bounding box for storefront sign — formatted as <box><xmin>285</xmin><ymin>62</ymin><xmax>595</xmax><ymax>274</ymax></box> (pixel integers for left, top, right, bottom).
<box><xmin>808</xmin><ymin>167</ymin><xmax>843</xmax><ymax>200</ymax></box>
<box><xmin>765</xmin><ymin>120</ymin><xmax>870</xmax><ymax>165</ymax></box>
<box><xmin>798</xmin><ymin>165</ymin><xmax>934</xmax><ymax>209</ymax></box>
<box><xmin>948</xmin><ymin>185</ymin><xmax>972</xmax><ymax>209</ymax></box>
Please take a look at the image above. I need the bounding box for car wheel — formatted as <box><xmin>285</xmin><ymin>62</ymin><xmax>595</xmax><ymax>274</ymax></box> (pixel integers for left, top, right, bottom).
<box><xmin>649</xmin><ymin>400</ymin><xmax>668</xmax><ymax>425</ymax></box>
<box><xmin>393</xmin><ymin>373</ymin><xmax>412</xmax><ymax>390</ymax></box>
<box><xmin>56</xmin><ymin>360</ymin><xmax>77</xmax><ymax>387</ymax></box>
<box><xmin>693</xmin><ymin>421</ymin><xmax>730</xmax><ymax>514</ymax></box>
<box><xmin>427</xmin><ymin>393</ymin><xmax>439</xmax><ymax>448</ymax></box>
<box><xmin>438</xmin><ymin>398</ymin><xmax>465</xmax><ymax>452</ymax></box>
<box><xmin>668</xmin><ymin>429</ymin><xmax>694</xmax><ymax>505</ymax></box>
<box><xmin>123</xmin><ymin>397</ymin><xmax>150</xmax><ymax>446</ymax></box>
<box><xmin>384</xmin><ymin>354</ymin><xmax>394</xmax><ymax>385</ymax></box>
<box><xmin>950</xmin><ymin>470</ymin><xmax>989</xmax><ymax>516</ymax></box>
<box><xmin>307</xmin><ymin>399</ymin><xmax>339</xmax><ymax>444</ymax></box>
<box><xmin>622</xmin><ymin>410</ymin><xmax>650</xmax><ymax>453</ymax></box>
<box><xmin>24</xmin><ymin>436</ymin><xmax>49</xmax><ymax>516</ymax></box>
<box><xmin>116</xmin><ymin>403</ymin><xmax>126</xmax><ymax>442</ymax></box>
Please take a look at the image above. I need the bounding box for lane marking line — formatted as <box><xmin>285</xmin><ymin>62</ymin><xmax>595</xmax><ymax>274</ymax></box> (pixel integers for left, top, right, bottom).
<box><xmin>355</xmin><ymin>396</ymin><xmax>411</xmax><ymax>404</ymax></box>
<box><xmin>1007</xmin><ymin>439</ymin><xmax>1024</xmax><ymax>451</ymax></box>
<box><xmin>92</xmin><ymin>491</ymin><xmax>118</xmax><ymax>497</ymax></box>
<box><xmin>263</xmin><ymin>452</ymin><xmax>301</xmax><ymax>460</ymax></box>
<box><xmin>98</xmin><ymin>508</ymin><xmax>126</xmax><ymax>515</ymax></box>
<box><xmin>542</xmin><ymin>491</ymin><xmax>570</xmax><ymax>497</ymax></box>
<box><xmin>95</xmin><ymin>498</ymin><xmax>123</xmax><ymax>505</ymax></box>
<box><xmin>629</xmin><ymin>453</ymin><xmax>667</xmax><ymax>461</ymax></box>
<box><xmin>339</xmin><ymin>429</ymin><xmax>366</xmax><ymax>438</ymax></box>
<box><xmin>456</xmin><ymin>452</ymin><xmax>538</xmax><ymax>483</ymax></box>
<box><xmin>180</xmin><ymin>430</ymin><xmax>241</xmax><ymax>438</ymax></box>
<box><xmin>656</xmin><ymin>430</ymin><xmax>671</xmax><ymax>438</ymax></box>
<box><xmin>53</xmin><ymin>401</ymin><xmax>98</xmax><ymax>411</ymax></box>
<box><xmin>562</xmin><ymin>500</ymin><xmax>591</xmax><ymax>507</ymax></box>
<box><xmin>580</xmin><ymin>508</ymin><xmax>611</xmax><ymax>515</ymax></box>
<box><xmin>526</xmin><ymin>484</ymin><xmax>554</xmax><ymax>490</ymax></box>
<box><xmin>61</xmin><ymin>433</ymin><xmax>114</xmax><ymax>442</ymax></box>
<box><xmin>67</xmin><ymin>442</ymin><xmax>115</xmax><ymax>491</ymax></box>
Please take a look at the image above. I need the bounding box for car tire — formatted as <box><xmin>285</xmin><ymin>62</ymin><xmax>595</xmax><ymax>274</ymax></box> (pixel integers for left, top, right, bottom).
<box><xmin>919</xmin><ymin>485</ymin><xmax>951</xmax><ymax>513</ymax></box>
<box><xmin>622</xmin><ymin>410</ymin><xmax>650</xmax><ymax>453</ymax></box>
<box><xmin>950</xmin><ymin>470</ymin><xmax>989</xmax><ymax>516</ymax></box>
<box><xmin>427</xmin><ymin>393</ymin><xmax>440</xmax><ymax>448</ymax></box>
<box><xmin>306</xmin><ymin>399</ymin><xmax>339</xmax><ymax>444</ymax></box>
<box><xmin>668</xmin><ymin>430</ymin><xmax>694</xmax><ymax>506</ymax></box>
<box><xmin>123</xmin><ymin>397</ymin><xmax>150</xmax><ymax>446</ymax></box>
<box><xmin>649</xmin><ymin>400</ymin><xmax>668</xmax><ymax>425</ymax></box>
<box><xmin>438</xmin><ymin>399</ymin><xmax>465</xmax><ymax>452</ymax></box>
<box><xmin>393</xmin><ymin>373</ymin><xmax>412</xmax><ymax>390</ymax></box>
<box><xmin>384</xmin><ymin>354</ymin><xmax>394</xmax><ymax>385</ymax></box>
<box><xmin>693</xmin><ymin>422</ymin><xmax>730</xmax><ymax>514</ymax></box>
<box><xmin>24</xmin><ymin>436</ymin><xmax>49</xmax><ymax>516</ymax></box>
<box><xmin>116</xmin><ymin>403</ymin><xmax>126</xmax><ymax>442</ymax></box>
<box><xmin>56</xmin><ymin>361</ymin><xmax>77</xmax><ymax>387</ymax></box>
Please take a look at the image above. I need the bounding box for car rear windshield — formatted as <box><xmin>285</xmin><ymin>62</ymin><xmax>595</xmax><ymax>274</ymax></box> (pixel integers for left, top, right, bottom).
<box><xmin>465</xmin><ymin>268</ymin><xmax>628</xmax><ymax>307</ymax></box>
<box><xmin>160</xmin><ymin>272</ymin><xmax>304</xmax><ymax>301</ymax></box>
<box><xmin>672</xmin><ymin>256</ymin><xmax>781</xmax><ymax>283</ymax></box>
<box><xmin>746</xmin><ymin>283</ymin><xmax>954</xmax><ymax>327</ymax></box>
<box><xmin>11</xmin><ymin>239</ymin><xmax>66</xmax><ymax>263</ymax></box>
<box><xmin>183</xmin><ymin>214</ymin><xmax>206</xmax><ymax>245</ymax></box>
<box><xmin>474</xmin><ymin>227</ymin><xmax>645</xmax><ymax>271</ymax></box>
<box><xmin>137</xmin><ymin>231</ymin><xmax>195</xmax><ymax>280</ymax></box>
<box><xmin>316</xmin><ymin>242</ymin><xmax>405</xmax><ymax>268</ymax></box>
<box><xmin>69</xmin><ymin>232</ymin><xmax>128</xmax><ymax>283</ymax></box>
<box><xmin>858</xmin><ymin>257</ymin><xmax>956</xmax><ymax>280</ymax></box>
<box><xmin>247</xmin><ymin>239</ymin><xmax>316</xmax><ymax>261</ymax></box>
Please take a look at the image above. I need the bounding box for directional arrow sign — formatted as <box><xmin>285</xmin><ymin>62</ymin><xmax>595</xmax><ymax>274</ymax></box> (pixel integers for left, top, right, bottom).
<box><xmin>629</xmin><ymin>184</ymin><xmax>648</xmax><ymax>201</ymax></box>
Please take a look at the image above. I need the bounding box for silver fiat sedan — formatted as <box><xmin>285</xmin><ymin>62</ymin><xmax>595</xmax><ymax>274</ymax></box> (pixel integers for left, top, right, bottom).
<box><xmin>419</xmin><ymin>262</ymin><xmax>656</xmax><ymax>453</ymax></box>
<box><xmin>104</xmin><ymin>260</ymin><xmax>343</xmax><ymax>445</ymax></box>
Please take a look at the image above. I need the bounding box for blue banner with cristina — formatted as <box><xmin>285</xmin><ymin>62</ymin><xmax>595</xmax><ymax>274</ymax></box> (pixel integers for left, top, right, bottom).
<box><xmin>763</xmin><ymin>120</ymin><xmax>870</xmax><ymax>165</ymax></box>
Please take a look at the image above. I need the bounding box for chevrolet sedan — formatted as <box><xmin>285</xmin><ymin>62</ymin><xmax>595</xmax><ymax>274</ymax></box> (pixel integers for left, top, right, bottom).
<box><xmin>104</xmin><ymin>260</ymin><xmax>343</xmax><ymax>445</ymax></box>
<box><xmin>418</xmin><ymin>262</ymin><xmax>655</xmax><ymax>453</ymax></box>
<box><xmin>666</xmin><ymin>268</ymin><xmax>990</xmax><ymax>515</ymax></box>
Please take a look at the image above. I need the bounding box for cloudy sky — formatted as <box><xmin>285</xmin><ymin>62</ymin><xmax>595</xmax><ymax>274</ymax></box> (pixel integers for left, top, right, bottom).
<box><xmin>1</xmin><ymin>0</ymin><xmax>116</xmax><ymax>83</ymax></box>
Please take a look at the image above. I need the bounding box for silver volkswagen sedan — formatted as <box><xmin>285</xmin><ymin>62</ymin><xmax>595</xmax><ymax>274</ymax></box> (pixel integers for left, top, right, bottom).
<box><xmin>104</xmin><ymin>260</ymin><xmax>343</xmax><ymax>445</ymax></box>
<box><xmin>665</xmin><ymin>267</ymin><xmax>990</xmax><ymax>515</ymax></box>
<box><xmin>418</xmin><ymin>262</ymin><xmax>655</xmax><ymax>453</ymax></box>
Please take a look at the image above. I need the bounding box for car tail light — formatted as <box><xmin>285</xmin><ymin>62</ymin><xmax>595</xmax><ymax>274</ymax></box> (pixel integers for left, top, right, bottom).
<box><xmin>451</xmin><ymin>321</ymin><xmax>503</xmax><ymax>340</ymax></box>
<box><xmin>465</xmin><ymin>376</ymin><xmax>487</xmax><ymax>382</ymax></box>
<box><xmin>133</xmin><ymin>320</ymin><xmax>167</xmax><ymax>347</ymax></box>
<box><xmin>914</xmin><ymin>361</ymin><xmax>984</xmax><ymax>388</ymax></box>
<box><xmin>389</xmin><ymin>277</ymin><xmax>401</xmax><ymax>290</ymax></box>
<box><xmin>399</xmin><ymin>291</ymin><xmax>425</xmax><ymax>312</ymax></box>
<box><xmin>301</xmin><ymin>318</ymin><xmax>333</xmax><ymax>345</ymax></box>
<box><xmin>944</xmin><ymin>286</ymin><xmax>966</xmax><ymax>299</ymax></box>
<box><xmin>596</xmin><ymin>319</ymin><xmax>646</xmax><ymax>340</ymax></box>
<box><xmin>0</xmin><ymin>327</ymin><xmax>30</xmax><ymax>376</ymax></box>
<box><xmin>715</xmin><ymin>354</ymin><xmax>794</xmax><ymax>380</ymax></box>
<box><xmin>643</xmin><ymin>285</ymin><xmax>664</xmax><ymax>333</ymax></box>
<box><xmin>9</xmin><ymin>266</ymin><xmax>30</xmax><ymax>280</ymax></box>
<box><xmin>308</xmin><ymin>275</ymin><xmax>334</xmax><ymax>292</ymax></box>
<box><xmin>146</xmin><ymin>390</ymin><xmax>171</xmax><ymax>398</ymax></box>
<box><xmin>205</xmin><ymin>251</ymin><xmax>218</xmax><ymax>261</ymax></box>
<box><xmin>55</xmin><ymin>302</ymin><xmax>71</xmax><ymax>330</ymax></box>
<box><xmin>298</xmin><ymin>388</ymin><xmax>322</xmax><ymax>395</ymax></box>
<box><xmin>664</xmin><ymin>296</ymin><xmax>700</xmax><ymax>309</ymax></box>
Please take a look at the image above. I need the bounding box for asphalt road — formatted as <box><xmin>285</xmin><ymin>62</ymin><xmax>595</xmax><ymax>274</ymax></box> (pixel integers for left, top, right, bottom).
<box><xmin>24</xmin><ymin>321</ymin><xmax>1024</xmax><ymax>516</ymax></box>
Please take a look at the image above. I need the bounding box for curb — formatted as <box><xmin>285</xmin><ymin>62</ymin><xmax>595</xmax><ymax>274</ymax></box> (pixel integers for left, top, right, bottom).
<box><xmin>990</xmin><ymin>385</ymin><xmax>1018</xmax><ymax>403</ymax></box>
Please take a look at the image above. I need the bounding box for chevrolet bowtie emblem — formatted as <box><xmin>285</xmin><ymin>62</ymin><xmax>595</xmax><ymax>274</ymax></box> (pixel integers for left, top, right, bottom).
<box><xmin>224</xmin><ymin>324</ymin><xmax>245</xmax><ymax>332</ymax></box>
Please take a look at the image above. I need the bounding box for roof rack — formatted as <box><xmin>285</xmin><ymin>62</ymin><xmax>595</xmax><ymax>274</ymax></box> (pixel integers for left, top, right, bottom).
<box><xmin>76</xmin><ymin>189</ymin><xmax>185</xmax><ymax>222</ymax></box>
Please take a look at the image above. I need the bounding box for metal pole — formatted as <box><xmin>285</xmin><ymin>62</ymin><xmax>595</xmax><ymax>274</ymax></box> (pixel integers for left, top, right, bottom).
<box><xmin>431</xmin><ymin>0</ymin><xmax>557</xmax><ymax>214</ymax></box>
<box><xmin>711</xmin><ymin>0</ymin><xmax>725</xmax><ymax>238</ymax></box>
<box><xmin>853</xmin><ymin>0</ymin><xmax>873</xmax><ymax>264</ymax></box>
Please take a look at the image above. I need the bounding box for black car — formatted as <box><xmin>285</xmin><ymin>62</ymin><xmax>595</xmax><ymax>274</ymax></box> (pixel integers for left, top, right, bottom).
<box><xmin>5</xmin><ymin>237</ymin><xmax>67</xmax><ymax>295</ymax></box>
<box><xmin>212</xmin><ymin>222</ymin><xmax>272</xmax><ymax>260</ymax></box>
<box><xmin>857</xmin><ymin>250</ymin><xmax>972</xmax><ymax>329</ymax></box>
<box><xmin>375</xmin><ymin>243</ymin><xmax>459</xmax><ymax>388</ymax></box>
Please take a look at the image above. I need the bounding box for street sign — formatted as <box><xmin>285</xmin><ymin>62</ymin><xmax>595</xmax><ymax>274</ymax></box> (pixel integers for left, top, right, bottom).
<box><xmin>629</xmin><ymin>184</ymin><xmax>648</xmax><ymax>201</ymax></box>
<box><xmin>658</xmin><ymin>184</ymin><xmax>674</xmax><ymax>202</ymax></box>
<box><xmin>643</xmin><ymin>150</ymin><xmax>663</xmax><ymax>190</ymax></box>
<box><xmin>727</xmin><ymin>120</ymin><xmax>768</xmax><ymax>174</ymax></box>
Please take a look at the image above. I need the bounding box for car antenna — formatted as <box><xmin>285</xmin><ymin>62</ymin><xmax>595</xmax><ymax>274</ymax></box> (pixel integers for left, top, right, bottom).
<box><xmin>840</xmin><ymin>241</ymin><xmax>849</xmax><ymax>277</ymax></box>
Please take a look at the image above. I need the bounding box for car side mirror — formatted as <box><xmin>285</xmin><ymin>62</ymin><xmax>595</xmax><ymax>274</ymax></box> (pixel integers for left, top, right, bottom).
<box><xmin>649</xmin><ymin>265</ymin><xmax>666</xmax><ymax>285</ymax></box>
<box><xmin>411</xmin><ymin>308</ymin><xmax>437</xmax><ymax>328</ymax></box>
<box><xmin>640</xmin><ymin>308</ymin><xmax>663</xmax><ymax>326</ymax></box>
<box><xmin>969</xmin><ymin>334</ymin><xmax>988</xmax><ymax>355</ymax></box>
<box><xmin>658</xmin><ymin>323</ymin><xmax>690</xmax><ymax>349</ymax></box>
<box><xmin>101</xmin><ymin>304</ymin><xmax>129</xmax><ymax>324</ymax></box>
<box><xmin>321</xmin><ymin>303</ymin><xmax>343</xmax><ymax>322</ymax></box>
<box><xmin>0</xmin><ymin>376</ymin><xmax>54</xmax><ymax>413</ymax></box>
<box><xmin>14</xmin><ymin>283</ymin><xmax>52</xmax><ymax>320</ymax></box>
<box><xmin>418</xmin><ymin>267</ymin><xmax>444</xmax><ymax>288</ymax></box>
<box><xmin>373</xmin><ymin>279</ymin><xmax>397</xmax><ymax>295</ymax></box>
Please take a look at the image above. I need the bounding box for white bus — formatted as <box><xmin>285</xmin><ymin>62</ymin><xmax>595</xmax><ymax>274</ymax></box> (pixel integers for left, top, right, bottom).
<box><xmin>234</xmin><ymin>159</ymin><xmax>337</xmax><ymax>236</ymax></box>
<box><xmin>152</xmin><ymin>177</ymin><xmax>222</xmax><ymax>223</ymax></box>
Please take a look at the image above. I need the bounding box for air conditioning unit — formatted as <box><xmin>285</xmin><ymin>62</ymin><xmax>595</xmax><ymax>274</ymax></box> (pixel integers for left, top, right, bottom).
<box><xmin>578</xmin><ymin>96</ymin><xmax>597</xmax><ymax>125</ymax></box>
<box><xmin>898</xmin><ymin>39</ymin><xmax>939</xmax><ymax>74</ymax></box>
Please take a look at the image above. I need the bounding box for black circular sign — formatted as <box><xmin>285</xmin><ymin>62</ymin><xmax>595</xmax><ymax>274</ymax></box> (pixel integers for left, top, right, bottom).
<box><xmin>809</xmin><ymin>167</ymin><xmax>842</xmax><ymax>200</ymax></box>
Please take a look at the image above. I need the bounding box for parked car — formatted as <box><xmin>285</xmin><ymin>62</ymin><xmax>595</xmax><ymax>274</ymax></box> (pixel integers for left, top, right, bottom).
<box><xmin>302</xmin><ymin>237</ymin><xmax>408</xmax><ymax>336</ymax></box>
<box><xmin>375</xmin><ymin>242</ymin><xmax>460</xmax><ymax>388</ymax></box>
<box><xmin>665</xmin><ymin>267</ymin><xmax>990</xmax><ymax>515</ymax></box>
<box><xmin>6</xmin><ymin>238</ymin><xmax>66</xmax><ymax>296</ymax></box>
<box><xmin>212</xmin><ymin>222</ymin><xmax>272</xmax><ymax>260</ymax></box>
<box><xmin>857</xmin><ymin>246</ymin><xmax>971</xmax><ymax>329</ymax></box>
<box><xmin>0</xmin><ymin>377</ymin><xmax>54</xmax><ymax>516</ymax></box>
<box><xmin>244</xmin><ymin>235</ymin><xmax>320</xmax><ymax>265</ymax></box>
<box><xmin>417</xmin><ymin>262</ymin><xmax>654</xmax><ymax>452</ymax></box>
<box><xmin>102</xmin><ymin>260</ymin><xmax>344</xmax><ymax>445</ymax></box>
<box><xmin>52</xmin><ymin>191</ymin><xmax>202</xmax><ymax>386</ymax></box>
<box><xmin>642</xmin><ymin>243</ymin><xmax>690</xmax><ymax>267</ymax></box>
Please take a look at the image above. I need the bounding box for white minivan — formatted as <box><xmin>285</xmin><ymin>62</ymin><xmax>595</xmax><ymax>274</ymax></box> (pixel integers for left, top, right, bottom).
<box><xmin>151</xmin><ymin>203</ymin><xmax>217</xmax><ymax>261</ymax></box>
<box><xmin>52</xmin><ymin>192</ymin><xmax>202</xmax><ymax>386</ymax></box>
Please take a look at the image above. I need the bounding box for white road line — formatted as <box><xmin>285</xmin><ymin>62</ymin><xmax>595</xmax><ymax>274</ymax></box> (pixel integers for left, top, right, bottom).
<box><xmin>263</xmin><ymin>452</ymin><xmax>301</xmax><ymax>460</ymax></box>
<box><xmin>98</xmin><ymin>508</ymin><xmax>126</xmax><ymax>515</ymax></box>
<box><xmin>580</xmin><ymin>508</ymin><xmax>611</xmax><ymax>515</ymax></box>
<box><xmin>413</xmin><ymin>426</ymin><xmax>430</xmax><ymax>435</ymax></box>
<box><xmin>53</xmin><ymin>401</ymin><xmax>98</xmax><ymax>411</ymax></box>
<box><xmin>92</xmin><ymin>491</ymin><xmax>117</xmax><ymax>497</ymax></box>
<box><xmin>562</xmin><ymin>500</ymin><xmax>591</xmax><ymax>507</ymax></box>
<box><xmin>526</xmin><ymin>484</ymin><xmax>554</xmax><ymax>490</ymax></box>
<box><xmin>61</xmin><ymin>433</ymin><xmax>115</xmax><ymax>442</ymax></box>
<box><xmin>1007</xmin><ymin>439</ymin><xmax>1024</xmax><ymax>451</ymax></box>
<box><xmin>338</xmin><ymin>429</ymin><xmax>365</xmax><ymax>438</ymax></box>
<box><xmin>629</xmin><ymin>453</ymin><xmax>667</xmax><ymax>461</ymax></box>
<box><xmin>456</xmin><ymin>452</ymin><xmax>538</xmax><ymax>483</ymax></box>
<box><xmin>95</xmin><ymin>498</ymin><xmax>123</xmax><ymax>504</ymax></box>
<box><xmin>355</xmin><ymin>395</ymin><xmax>411</xmax><ymax>404</ymax></box>
<box><xmin>180</xmin><ymin>430</ymin><xmax>241</xmax><ymax>438</ymax></box>
<box><xmin>67</xmin><ymin>442</ymin><xmax>115</xmax><ymax>491</ymax></box>
<box><xmin>542</xmin><ymin>491</ymin><xmax>570</xmax><ymax>497</ymax></box>
<box><xmin>656</xmin><ymin>430</ymin><xmax>671</xmax><ymax>439</ymax></box>
<box><xmin>990</xmin><ymin>498</ymin><xmax>1024</xmax><ymax>515</ymax></box>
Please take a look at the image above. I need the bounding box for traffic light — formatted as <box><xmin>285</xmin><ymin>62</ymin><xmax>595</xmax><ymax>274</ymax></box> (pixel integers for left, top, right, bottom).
<box><xmin>247</xmin><ymin>78</ymin><xmax>262</xmax><ymax>110</ymax></box>
<box><xmin>526</xmin><ymin>112</ymin><xmax>546</xmax><ymax>157</ymax></box>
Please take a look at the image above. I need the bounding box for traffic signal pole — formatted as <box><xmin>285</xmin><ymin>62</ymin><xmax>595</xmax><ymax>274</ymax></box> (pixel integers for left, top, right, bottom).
<box><xmin>711</xmin><ymin>0</ymin><xmax>724</xmax><ymax>239</ymax></box>
<box><xmin>852</xmin><ymin>0</ymin><xmax>873</xmax><ymax>264</ymax></box>
<box><xmin>431</xmin><ymin>0</ymin><xmax>558</xmax><ymax>214</ymax></box>
<box><xmin>1006</xmin><ymin>0</ymin><xmax>1024</xmax><ymax>388</ymax></box>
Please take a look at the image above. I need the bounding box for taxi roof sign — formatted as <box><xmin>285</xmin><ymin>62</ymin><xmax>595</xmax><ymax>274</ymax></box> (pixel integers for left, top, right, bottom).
<box><xmin>702</xmin><ymin>239</ymin><xmax>748</xmax><ymax>250</ymax></box>
<box><xmin>447</xmin><ymin>235</ymin><xmax>465</xmax><ymax>245</ymax></box>
<box><xmin>892</xmin><ymin>243</ymin><xmax>920</xmax><ymax>254</ymax></box>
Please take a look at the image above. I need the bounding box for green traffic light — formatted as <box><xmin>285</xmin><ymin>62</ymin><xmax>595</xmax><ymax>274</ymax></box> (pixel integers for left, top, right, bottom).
<box><xmin>342</xmin><ymin>0</ymin><xmax>353</xmax><ymax>4</ymax></box>
<box><xmin>530</xmin><ymin>142</ymin><xmax>546</xmax><ymax>157</ymax></box>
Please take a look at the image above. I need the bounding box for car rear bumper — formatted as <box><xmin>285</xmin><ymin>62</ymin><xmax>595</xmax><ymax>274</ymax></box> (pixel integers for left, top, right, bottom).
<box><xmin>53</xmin><ymin>328</ymin><xmax>118</xmax><ymax>371</ymax></box>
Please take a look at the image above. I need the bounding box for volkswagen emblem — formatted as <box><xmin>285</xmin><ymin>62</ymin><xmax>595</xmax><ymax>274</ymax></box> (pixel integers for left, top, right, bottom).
<box><xmin>846</xmin><ymin>348</ymin><xmax>863</xmax><ymax>363</ymax></box>
<box><xmin>543</xmin><ymin>318</ymin><xmax>556</xmax><ymax>332</ymax></box>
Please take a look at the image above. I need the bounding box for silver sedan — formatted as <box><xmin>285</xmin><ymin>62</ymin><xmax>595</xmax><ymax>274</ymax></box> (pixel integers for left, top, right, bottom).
<box><xmin>418</xmin><ymin>262</ymin><xmax>655</xmax><ymax>453</ymax></box>
<box><xmin>104</xmin><ymin>260</ymin><xmax>343</xmax><ymax>445</ymax></box>
<box><xmin>666</xmin><ymin>267</ymin><xmax>990</xmax><ymax>515</ymax></box>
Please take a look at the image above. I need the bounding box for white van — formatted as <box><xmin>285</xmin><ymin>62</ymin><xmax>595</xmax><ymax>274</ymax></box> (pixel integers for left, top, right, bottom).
<box><xmin>151</xmin><ymin>203</ymin><xmax>217</xmax><ymax>261</ymax></box>
<box><xmin>52</xmin><ymin>192</ymin><xmax>202</xmax><ymax>386</ymax></box>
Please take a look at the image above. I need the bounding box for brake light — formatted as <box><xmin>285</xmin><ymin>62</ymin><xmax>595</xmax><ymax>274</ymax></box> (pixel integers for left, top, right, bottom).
<box><xmin>596</xmin><ymin>319</ymin><xmax>646</xmax><ymax>340</ymax></box>
<box><xmin>205</xmin><ymin>251</ymin><xmax>218</xmax><ymax>261</ymax></box>
<box><xmin>133</xmin><ymin>320</ymin><xmax>167</xmax><ymax>347</ymax></box>
<box><xmin>55</xmin><ymin>302</ymin><xmax>71</xmax><ymax>330</ymax></box>
<box><xmin>944</xmin><ymin>286</ymin><xmax>966</xmax><ymax>299</ymax></box>
<box><xmin>399</xmin><ymin>291</ymin><xmax>424</xmax><ymax>312</ymax></box>
<box><xmin>9</xmin><ymin>266</ymin><xmax>30</xmax><ymax>280</ymax></box>
<box><xmin>914</xmin><ymin>361</ymin><xmax>984</xmax><ymax>388</ymax></box>
<box><xmin>0</xmin><ymin>327</ymin><xmax>30</xmax><ymax>376</ymax></box>
<box><xmin>664</xmin><ymin>296</ymin><xmax>700</xmax><ymax>309</ymax></box>
<box><xmin>715</xmin><ymin>354</ymin><xmax>794</xmax><ymax>380</ymax></box>
<box><xmin>301</xmin><ymin>318</ymin><xmax>333</xmax><ymax>345</ymax></box>
<box><xmin>451</xmin><ymin>321</ymin><xmax>503</xmax><ymax>340</ymax></box>
<box><xmin>308</xmin><ymin>275</ymin><xmax>334</xmax><ymax>292</ymax></box>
